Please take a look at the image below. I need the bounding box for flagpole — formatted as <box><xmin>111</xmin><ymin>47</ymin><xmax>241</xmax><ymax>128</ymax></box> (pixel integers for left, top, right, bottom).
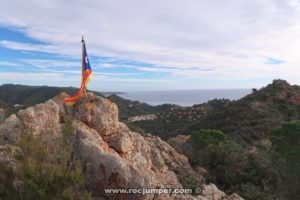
<box><xmin>81</xmin><ymin>36</ymin><xmax>86</xmax><ymax>94</ymax></box>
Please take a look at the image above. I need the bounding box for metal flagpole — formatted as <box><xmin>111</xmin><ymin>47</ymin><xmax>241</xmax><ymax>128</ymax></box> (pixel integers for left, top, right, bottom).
<box><xmin>81</xmin><ymin>36</ymin><xmax>87</xmax><ymax>94</ymax></box>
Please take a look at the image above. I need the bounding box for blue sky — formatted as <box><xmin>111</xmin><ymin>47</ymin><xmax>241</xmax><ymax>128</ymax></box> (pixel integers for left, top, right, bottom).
<box><xmin>0</xmin><ymin>0</ymin><xmax>300</xmax><ymax>91</ymax></box>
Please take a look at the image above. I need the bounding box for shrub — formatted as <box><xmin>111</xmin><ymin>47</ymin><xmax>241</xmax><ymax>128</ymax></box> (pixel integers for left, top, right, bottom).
<box><xmin>0</xmin><ymin>160</ymin><xmax>16</xmax><ymax>199</ymax></box>
<box><xmin>269</xmin><ymin>121</ymin><xmax>300</xmax><ymax>199</ymax></box>
<box><xmin>186</xmin><ymin>129</ymin><xmax>282</xmax><ymax>200</ymax></box>
<box><xmin>16</xmin><ymin>131</ymin><xmax>91</xmax><ymax>200</ymax></box>
<box><xmin>0</xmin><ymin>118</ymin><xmax>91</xmax><ymax>200</ymax></box>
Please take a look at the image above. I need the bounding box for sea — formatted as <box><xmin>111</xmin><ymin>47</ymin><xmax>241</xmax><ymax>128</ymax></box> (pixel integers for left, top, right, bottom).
<box><xmin>118</xmin><ymin>89</ymin><xmax>252</xmax><ymax>106</ymax></box>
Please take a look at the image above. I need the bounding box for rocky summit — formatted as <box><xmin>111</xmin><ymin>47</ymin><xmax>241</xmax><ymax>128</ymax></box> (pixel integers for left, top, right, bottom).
<box><xmin>0</xmin><ymin>92</ymin><xmax>243</xmax><ymax>200</ymax></box>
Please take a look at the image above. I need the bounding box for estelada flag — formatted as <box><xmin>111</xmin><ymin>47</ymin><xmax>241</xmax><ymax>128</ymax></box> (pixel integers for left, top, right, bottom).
<box><xmin>64</xmin><ymin>38</ymin><xmax>93</xmax><ymax>105</ymax></box>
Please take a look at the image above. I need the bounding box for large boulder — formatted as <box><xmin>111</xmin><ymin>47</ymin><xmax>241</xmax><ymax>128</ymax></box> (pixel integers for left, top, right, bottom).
<box><xmin>72</xmin><ymin>93</ymin><xmax>119</xmax><ymax>136</ymax></box>
<box><xmin>17</xmin><ymin>100</ymin><xmax>61</xmax><ymax>136</ymax></box>
<box><xmin>0</xmin><ymin>114</ymin><xmax>23</xmax><ymax>144</ymax></box>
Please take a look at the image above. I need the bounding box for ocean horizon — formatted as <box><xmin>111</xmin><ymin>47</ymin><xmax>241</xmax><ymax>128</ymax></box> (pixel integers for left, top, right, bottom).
<box><xmin>118</xmin><ymin>89</ymin><xmax>252</xmax><ymax>106</ymax></box>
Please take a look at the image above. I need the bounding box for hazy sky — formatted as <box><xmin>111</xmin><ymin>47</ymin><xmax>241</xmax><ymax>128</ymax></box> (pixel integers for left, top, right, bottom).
<box><xmin>0</xmin><ymin>0</ymin><xmax>300</xmax><ymax>91</ymax></box>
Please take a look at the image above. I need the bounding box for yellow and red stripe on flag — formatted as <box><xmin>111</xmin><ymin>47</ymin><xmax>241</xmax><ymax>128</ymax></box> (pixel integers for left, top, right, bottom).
<box><xmin>64</xmin><ymin>37</ymin><xmax>93</xmax><ymax>105</ymax></box>
<box><xmin>64</xmin><ymin>69</ymin><xmax>92</xmax><ymax>105</ymax></box>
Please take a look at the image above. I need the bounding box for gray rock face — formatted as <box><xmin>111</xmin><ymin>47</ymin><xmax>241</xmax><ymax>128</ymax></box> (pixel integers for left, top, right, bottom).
<box><xmin>0</xmin><ymin>114</ymin><xmax>23</xmax><ymax>144</ymax></box>
<box><xmin>0</xmin><ymin>93</ymin><xmax>244</xmax><ymax>200</ymax></box>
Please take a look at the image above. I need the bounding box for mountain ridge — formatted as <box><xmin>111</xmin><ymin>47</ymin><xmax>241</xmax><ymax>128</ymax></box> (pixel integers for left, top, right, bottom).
<box><xmin>129</xmin><ymin>79</ymin><xmax>300</xmax><ymax>146</ymax></box>
<box><xmin>0</xmin><ymin>84</ymin><xmax>173</xmax><ymax>122</ymax></box>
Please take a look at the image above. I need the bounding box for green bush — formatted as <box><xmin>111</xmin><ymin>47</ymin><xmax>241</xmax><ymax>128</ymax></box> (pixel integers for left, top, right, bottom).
<box><xmin>0</xmin><ymin>160</ymin><xmax>16</xmax><ymax>199</ymax></box>
<box><xmin>186</xmin><ymin>129</ymin><xmax>282</xmax><ymax>200</ymax></box>
<box><xmin>62</xmin><ymin>115</ymin><xmax>76</xmax><ymax>143</ymax></box>
<box><xmin>0</xmin><ymin>118</ymin><xmax>91</xmax><ymax>200</ymax></box>
<box><xmin>187</xmin><ymin>129</ymin><xmax>244</xmax><ymax>184</ymax></box>
<box><xmin>269</xmin><ymin>121</ymin><xmax>300</xmax><ymax>199</ymax></box>
<box><xmin>17</xmin><ymin>131</ymin><xmax>91</xmax><ymax>200</ymax></box>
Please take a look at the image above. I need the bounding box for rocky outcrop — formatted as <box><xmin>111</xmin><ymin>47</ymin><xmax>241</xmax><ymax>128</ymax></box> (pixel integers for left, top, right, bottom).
<box><xmin>17</xmin><ymin>100</ymin><xmax>61</xmax><ymax>136</ymax></box>
<box><xmin>128</xmin><ymin>114</ymin><xmax>157</xmax><ymax>122</ymax></box>
<box><xmin>72</xmin><ymin>94</ymin><xmax>119</xmax><ymax>136</ymax></box>
<box><xmin>167</xmin><ymin>135</ymin><xmax>191</xmax><ymax>154</ymax></box>
<box><xmin>0</xmin><ymin>93</ymin><xmax>244</xmax><ymax>200</ymax></box>
<box><xmin>0</xmin><ymin>114</ymin><xmax>23</xmax><ymax>144</ymax></box>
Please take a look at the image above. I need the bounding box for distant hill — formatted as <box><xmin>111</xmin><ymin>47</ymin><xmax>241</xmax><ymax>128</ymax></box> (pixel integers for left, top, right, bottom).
<box><xmin>129</xmin><ymin>79</ymin><xmax>300</xmax><ymax>146</ymax></box>
<box><xmin>0</xmin><ymin>84</ymin><xmax>90</xmax><ymax>107</ymax></box>
<box><xmin>108</xmin><ymin>94</ymin><xmax>174</xmax><ymax>120</ymax></box>
<box><xmin>0</xmin><ymin>84</ymin><xmax>173</xmax><ymax>121</ymax></box>
<box><xmin>185</xmin><ymin>79</ymin><xmax>300</xmax><ymax>146</ymax></box>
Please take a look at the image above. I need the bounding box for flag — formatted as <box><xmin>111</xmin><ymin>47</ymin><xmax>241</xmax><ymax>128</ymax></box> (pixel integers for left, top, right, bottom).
<box><xmin>64</xmin><ymin>38</ymin><xmax>93</xmax><ymax>105</ymax></box>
